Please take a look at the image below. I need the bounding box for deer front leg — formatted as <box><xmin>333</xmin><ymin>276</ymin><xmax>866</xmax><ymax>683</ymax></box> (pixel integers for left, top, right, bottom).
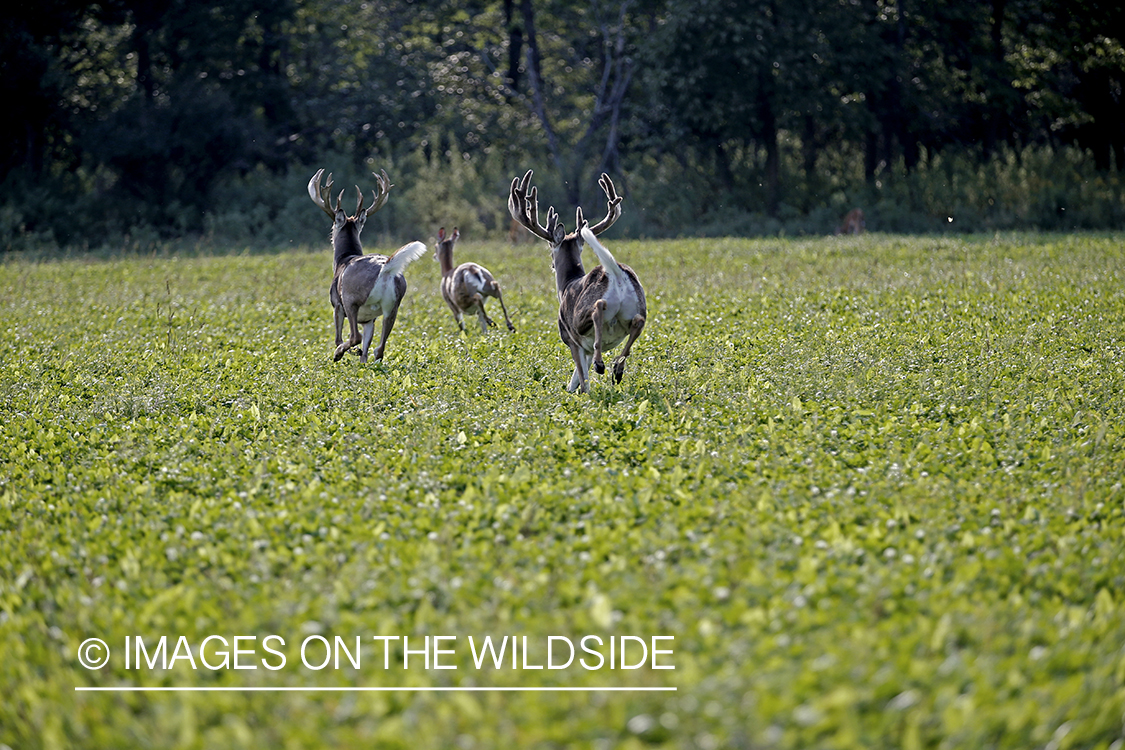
<box><xmin>472</xmin><ymin>293</ymin><xmax>495</xmax><ymax>333</ymax></box>
<box><xmin>334</xmin><ymin>308</ymin><xmax>362</xmax><ymax>361</ymax></box>
<box><xmin>359</xmin><ymin>320</ymin><xmax>376</xmax><ymax>363</ymax></box>
<box><xmin>333</xmin><ymin>304</ymin><xmax>345</xmax><ymax>347</ymax></box>
<box><xmin>566</xmin><ymin>345</ymin><xmax>591</xmax><ymax>393</ymax></box>
<box><xmin>592</xmin><ymin>299</ymin><xmax>607</xmax><ymax>375</ymax></box>
<box><xmin>445</xmin><ymin>298</ymin><xmax>465</xmax><ymax>331</ymax></box>
<box><xmin>372</xmin><ymin>304</ymin><xmax>400</xmax><ymax>363</ymax></box>
<box><xmin>492</xmin><ymin>285</ymin><xmax>515</xmax><ymax>332</ymax></box>
<box><xmin>611</xmin><ymin>314</ymin><xmax>646</xmax><ymax>384</ymax></box>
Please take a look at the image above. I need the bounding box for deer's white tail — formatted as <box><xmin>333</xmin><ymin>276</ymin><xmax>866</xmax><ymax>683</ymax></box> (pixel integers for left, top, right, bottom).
<box><xmin>580</xmin><ymin>226</ymin><xmax>626</xmax><ymax>281</ymax></box>
<box><xmin>382</xmin><ymin>241</ymin><xmax>427</xmax><ymax>277</ymax></box>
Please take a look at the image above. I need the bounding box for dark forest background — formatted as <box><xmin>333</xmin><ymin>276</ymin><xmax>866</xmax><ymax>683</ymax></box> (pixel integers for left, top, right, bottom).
<box><xmin>2</xmin><ymin>0</ymin><xmax>1124</xmax><ymax>250</ymax></box>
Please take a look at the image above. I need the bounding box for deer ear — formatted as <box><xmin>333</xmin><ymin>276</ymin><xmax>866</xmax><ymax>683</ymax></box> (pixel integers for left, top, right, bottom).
<box><xmin>438</xmin><ymin>227</ymin><xmax>445</xmax><ymax>242</ymax></box>
<box><xmin>452</xmin><ymin>227</ymin><xmax>460</xmax><ymax>241</ymax></box>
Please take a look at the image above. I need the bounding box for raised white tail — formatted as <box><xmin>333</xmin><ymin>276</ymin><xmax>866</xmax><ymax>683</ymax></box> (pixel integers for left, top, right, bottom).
<box><xmin>580</xmin><ymin>226</ymin><xmax>627</xmax><ymax>282</ymax></box>
<box><xmin>382</xmin><ymin>241</ymin><xmax>427</xmax><ymax>278</ymax></box>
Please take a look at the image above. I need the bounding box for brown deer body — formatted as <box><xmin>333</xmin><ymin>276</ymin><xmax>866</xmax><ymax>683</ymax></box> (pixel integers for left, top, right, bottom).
<box><xmin>309</xmin><ymin>168</ymin><xmax>426</xmax><ymax>363</ymax></box>
<box><xmin>435</xmin><ymin>227</ymin><xmax>515</xmax><ymax>333</ymax></box>
<box><xmin>508</xmin><ymin>170</ymin><xmax>646</xmax><ymax>393</ymax></box>
<box><xmin>835</xmin><ymin>208</ymin><xmax>866</xmax><ymax>235</ymax></box>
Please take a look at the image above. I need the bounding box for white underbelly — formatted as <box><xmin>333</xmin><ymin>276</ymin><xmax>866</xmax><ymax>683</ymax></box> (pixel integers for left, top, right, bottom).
<box><xmin>581</xmin><ymin>324</ymin><xmax>626</xmax><ymax>353</ymax></box>
<box><xmin>579</xmin><ymin>313</ymin><xmax>635</xmax><ymax>354</ymax></box>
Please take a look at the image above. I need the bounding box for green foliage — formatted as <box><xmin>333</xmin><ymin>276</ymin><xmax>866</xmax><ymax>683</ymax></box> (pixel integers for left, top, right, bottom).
<box><xmin>870</xmin><ymin>144</ymin><xmax>1125</xmax><ymax>232</ymax></box>
<box><xmin>0</xmin><ymin>203</ymin><xmax>57</xmax><ymax>253</ymax></box>
<box><xmin>624</xmin><ymin>141</ymin><xmax>1125</xmax><ymax>238</ymax></box>
<box><xmin>399</xmin><ymin>135</ymin><xmax>511</xmax><ymax>239</ymax></box>
<box><xmin>1</xmin><ymin>234</ymin><xmax>1124</xmax><ymax>748</ymax></box>
<box><xmin>4</xmin><ymin>0</ymin><xmax>1125</xmax><ymax>244</ymax></box>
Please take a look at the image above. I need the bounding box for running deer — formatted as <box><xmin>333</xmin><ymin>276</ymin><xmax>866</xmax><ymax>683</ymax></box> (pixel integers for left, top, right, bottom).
<box><xmin>835</xmin><ymin>208</ymin><xmax>866</xmax><ymax>235</ymax></box>
<box><xmin>435</xmin><ymin>227</ymin><xmax>515</xmax><ymax>333</ymax></box>
<box><xmin>508</xmin><ymin>170</ymin><xmax>646</xmax><ymax>393</ymax></box>
<box><xmin>308</xmin><ymin>168</ymin><xmax>426</xmax><ymax>363</ymax></box>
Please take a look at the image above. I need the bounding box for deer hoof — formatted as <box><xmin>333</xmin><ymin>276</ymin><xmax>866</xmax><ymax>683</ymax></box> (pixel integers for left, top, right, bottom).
<box><xmin>613</xmin><ymin>359</ymin><xmax>626</xmax><ymax>384</ymax></box>
<box><xmin>507</xmin><ymin>323</ymin><xmax>516</xmax><ymax>332</ymax></box>
<box><xmin>594</xmin><ymin>359</ymin><xmax>605</xmax><ymax>375</ymax></box>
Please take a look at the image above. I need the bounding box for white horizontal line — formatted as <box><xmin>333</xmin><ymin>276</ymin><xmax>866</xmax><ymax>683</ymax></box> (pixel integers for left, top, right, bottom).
<box><xmin>75</xmin><ymin>686</ymin><xmax>676</xmax><ymax>692</ymax></box>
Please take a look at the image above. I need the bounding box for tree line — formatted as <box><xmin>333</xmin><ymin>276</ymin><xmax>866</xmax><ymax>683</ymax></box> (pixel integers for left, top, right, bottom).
<box><xmin>2</xmin><ymin>0</ymin><xmax>1123</xmax><ymax>248</ymax></box>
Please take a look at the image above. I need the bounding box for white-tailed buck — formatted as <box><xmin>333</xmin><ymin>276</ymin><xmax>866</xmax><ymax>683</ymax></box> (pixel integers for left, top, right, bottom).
<box><xmin>435</xmin><ymin>227</ymin><xmax>515</xmax><ymax>333</ymax></box>
<box><xmin>308</xmin><ymin>168</ymin><xmax>426</xmax><ymax>363</ymax></box>
<box><xmin>835</xmin><ymin>208</ymin><xmax>866</xmax><ymax>235</ymax></box>
<box><xmin>508</xmin><ymin>170</ymin><xmax>646</xmax><ymax>393</ymax></box>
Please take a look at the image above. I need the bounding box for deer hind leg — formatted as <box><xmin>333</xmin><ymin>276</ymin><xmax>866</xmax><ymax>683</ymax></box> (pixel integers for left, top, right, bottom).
<box><xmin>611</xmin><ymin>314</ymin><xmax>646</xmax><ymax>384</ymax></box>
<box><xmin>592</xmin><ymin>299</ymin><xmax>608</xmax><ymax>375</ymax></box>
<box><xmin>334</xmin><ymin>307</ymin><xmax>362</xmax><ymax>361</ymax></box>
<box><xmin>372</xmin><ymin>304</ymin><xmax>400</xmax><ymax>363</ymax></box>
<box><xmin>472</xmin><ymin>293</ymin><xmax>495</xmax><ymax>333</ymax></box>
<box><xmin>488</xmin><ymin>283</ymin><xmax>515</xmax><ymax>332</ymax></box>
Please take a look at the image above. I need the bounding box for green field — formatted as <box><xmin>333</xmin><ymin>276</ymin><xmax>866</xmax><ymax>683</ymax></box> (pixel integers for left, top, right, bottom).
<box><xmin>2</xmin><ymin>234</ymin><xmax>1123</xmax><ymax>749</ymax></box>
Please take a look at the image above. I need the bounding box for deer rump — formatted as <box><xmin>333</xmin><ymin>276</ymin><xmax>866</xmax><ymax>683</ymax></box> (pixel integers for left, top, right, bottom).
<box><xmin>442</xmin><ymin>263</ymin><xmax>492</xmax><ymax>314</ymax></box>
<box><xmin>557</xmin><ymin>263</ymin><xmax>646</xmax><ymax>357</ymax></box>
<box><xmin>331</xmin><ymin>254</ymin><xmax>407</xmax><ymax>326</ymax></box>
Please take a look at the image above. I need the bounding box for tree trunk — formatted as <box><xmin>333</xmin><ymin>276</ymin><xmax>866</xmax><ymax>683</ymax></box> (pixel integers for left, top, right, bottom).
<box><xmin>504</xmin><ymin>0</ymin><xmax>523</xmax><ymax>95</ymax></box>
<box><xmin>765</xmin><ymin>129</ymin><xmax>779</xmax><ymax>217</ymax></box>
<box><xmin>865</xmin><ymin>126</ymin><xmax>879</xmax><ymax>185</ymax></box>
<box><xmin>983</xmin><ymin>0</ymin><xmax>1008</xmax><ymax>157</ymax></box>
<box><xmin>802</xmin><ymin>114</ymin><xmax>819</xmax><ymax>210</ymax></box>
<box><xmin>519</xmin><ymin>0</ymin><xmax>570</xmax><ymax>202</ymax></box>
<box><xmin>758</xmin><ymin>30</ymin><xmax>780</xmax><ymax>217</ymax></box>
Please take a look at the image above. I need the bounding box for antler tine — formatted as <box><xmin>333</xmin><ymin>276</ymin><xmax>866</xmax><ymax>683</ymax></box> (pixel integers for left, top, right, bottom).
<box><xmin>530</xmin><ymin>186</ymin><xmax>562</xmax><ymax>239</ymax></box>
<box><xmin>364</xmin><ymin>169</ymin><xmax>393</xmax><ymax>218</ymax></box>
<box><xmin>354</xmin><ymin>185</ymin><xmax>364</xmax><ymax>217</ymax></box>
<box><xmin>325</xmin><ymin>173</ymin><xmax>336</xmax><ymax>213</ymax></box>
<box><xmin>307</xmin><ymin>169</ymin><xmax>323</xmax><ymax>201</ymax></box>
<box><xmin>507</xmin><ymin>172</ymin><xmax>529</xmax><ymax>222</ymax></box>
<box><xmin>545</xmin><ymin>206</ymin><xmax>560</xmax><ymax>238</ymax></box>
<box><xmin>308</xmin><ymin>169</ymin><xmax>338</xmax><ymax>219</ymax></box>
<box><xmin>525</xmin><ymin>185</ymin><xmax>540</xmax><ymax>226</ymax></box>
<box><xmin>508</xmin><ymin>170</ymin><xmax>555</xmax><ymax>243</ymax></box>
<box><xmin>587</xmin><ymin>172</ymin><xmax>623</xmax><ymax>236</ymax></box>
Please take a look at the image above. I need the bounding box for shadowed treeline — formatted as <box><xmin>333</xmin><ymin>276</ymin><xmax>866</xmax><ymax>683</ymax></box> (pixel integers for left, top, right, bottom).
<box><xmin>2</xmin><ymin>0</ymin><xmax>1123</xmax><ymax>250</ymax></box>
